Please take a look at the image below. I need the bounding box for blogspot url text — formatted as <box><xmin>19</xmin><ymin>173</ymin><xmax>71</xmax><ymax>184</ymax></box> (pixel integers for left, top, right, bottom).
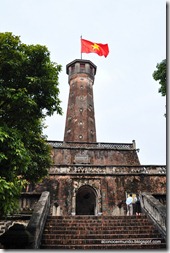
<box><xmin>101</xmin><ymin>239</ymin><xmax>161</xmax><ymax>245</ymax></box>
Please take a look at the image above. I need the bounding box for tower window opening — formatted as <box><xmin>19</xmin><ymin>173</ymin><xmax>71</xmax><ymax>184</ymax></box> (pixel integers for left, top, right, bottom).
<box><xmin>71</xmin><ymin>66</ymin><xmax>75</xmax><ymax>74</ymax></box>
<box><xmin>89</xmin><ymin>66</ymin><xmax>93</xmax><ymax>75</ymax></box>
<box><xmin>80</xmin><ymin>64</ymin><xmax>85</xmax><ymax>72</ymax></box>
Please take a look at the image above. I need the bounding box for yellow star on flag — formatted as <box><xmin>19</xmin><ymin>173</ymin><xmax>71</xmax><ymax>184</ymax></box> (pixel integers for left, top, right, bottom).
<box><xmin>92</xmin><ymin>43</ymin><xmax>100</xmax><ymax>51</ymax></box>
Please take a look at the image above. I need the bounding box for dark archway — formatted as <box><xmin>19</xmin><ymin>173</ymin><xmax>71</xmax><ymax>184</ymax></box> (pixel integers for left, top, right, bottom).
<box><xmin>76</xmin><ymin>185</ymin><xmax>96</xmax><ymax>215</ymax></box>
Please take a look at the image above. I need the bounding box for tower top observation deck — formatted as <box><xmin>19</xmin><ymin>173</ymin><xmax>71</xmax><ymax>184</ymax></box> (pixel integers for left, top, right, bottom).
<box><xmin>66</xmin><ymin>59</ymin><xmax>97</xmax><ymax>83</ymax></box>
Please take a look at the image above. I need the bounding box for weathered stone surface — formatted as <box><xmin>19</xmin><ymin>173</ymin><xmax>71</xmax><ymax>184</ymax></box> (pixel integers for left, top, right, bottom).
<box><xmin>52</xmin><ymin>146</ymin><xmax>140</xmax><ymax>165</ymax></box>
<box><xmin>33</xmin><ymin>173</ymin><xmax>166</xmax><ymax>216</ymax></box>
<box><xmin>141</xmin><ymin>192</ymin><xmax>166</xmax><ymax>237</ymax></box>
<box><xmin>27</xmin><ymin>191</ymin><xmax>50</xmax><ymax>249</ymax></box>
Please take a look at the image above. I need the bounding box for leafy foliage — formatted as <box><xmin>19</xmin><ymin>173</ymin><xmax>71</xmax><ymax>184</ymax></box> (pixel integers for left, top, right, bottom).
<box><xmin>0</xmin><ymin>177</ymin><xmax>27</xmax><ymax>216</ymax></box>
<box><xmin>0</xmin><ymin>32</ymin><xmax>62</xmax><ymax>216</ymax></box>
<box><xmin>153</xmin><ymin>59</ymin><xmax>166</xmax><ymax>96</ymax></box>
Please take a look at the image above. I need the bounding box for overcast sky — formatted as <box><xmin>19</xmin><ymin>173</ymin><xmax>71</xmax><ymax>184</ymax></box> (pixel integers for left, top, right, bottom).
<box><xmin>1</xmin><ymin>0</ymin><xmax>166</xmax><ymax>165</ymax></box>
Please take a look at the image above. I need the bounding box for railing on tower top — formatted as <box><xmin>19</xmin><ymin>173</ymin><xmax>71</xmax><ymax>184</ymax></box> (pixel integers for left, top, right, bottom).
<box><xmin>47</xmin><ymin>141</ymin><xmax>135</xmax><ymax>150</ymax></box>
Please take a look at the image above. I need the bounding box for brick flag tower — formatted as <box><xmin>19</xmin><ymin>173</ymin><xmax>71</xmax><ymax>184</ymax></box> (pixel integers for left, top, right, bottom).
<box><xmin>0</xmin><ymin>59</ymin><xmax>166</xmax><ymax>250</ymax></box>
<box><xmin>64</xmin><ymin>59</ymin><xmax>97</xmax><ymax>143</ymax></box>
<box><xmin>31</xmin><ymin>58</ymin><xmax>165</xmax><ymax>217</ymax></box>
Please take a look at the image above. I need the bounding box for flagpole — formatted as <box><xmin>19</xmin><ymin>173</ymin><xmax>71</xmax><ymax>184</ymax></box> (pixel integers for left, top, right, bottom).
<box><xmin>80</xmin><ymin>35</ymin><xmax>82</xmax><ymax>59</ymax></box>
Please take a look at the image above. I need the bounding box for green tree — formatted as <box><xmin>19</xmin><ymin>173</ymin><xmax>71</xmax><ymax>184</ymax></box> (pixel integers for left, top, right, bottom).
<box><xmin>0</xmin><ymin>32</ymin><xmax>62</xmax><ymax>216</ymax></box>
<box><xmin>153</xmin><ymin>59</ymin><xmax>166</xmax><ymax>96</ymax></box>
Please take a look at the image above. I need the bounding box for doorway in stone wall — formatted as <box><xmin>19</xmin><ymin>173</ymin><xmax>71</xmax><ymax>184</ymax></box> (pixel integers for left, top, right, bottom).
<box><xmin>76</xmin><ymin>185</ymin><xmax>97</xmax><ymax>215</ymax></box>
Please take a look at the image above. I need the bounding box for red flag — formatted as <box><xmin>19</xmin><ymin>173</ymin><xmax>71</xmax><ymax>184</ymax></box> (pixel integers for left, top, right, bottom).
<box><xmin>81</xmin><ymin>38</ymin><xmax>109</xmax><ymax>57</ymax></box>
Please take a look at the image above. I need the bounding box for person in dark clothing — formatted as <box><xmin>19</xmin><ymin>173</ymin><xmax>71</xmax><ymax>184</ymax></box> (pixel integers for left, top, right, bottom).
<box><xmin>135</xmin><ymin>194</ymin><xmax>141</xmax><ymax>215</ymax></box>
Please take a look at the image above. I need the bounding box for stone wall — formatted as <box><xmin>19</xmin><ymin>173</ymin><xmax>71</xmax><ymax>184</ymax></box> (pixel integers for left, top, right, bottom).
<box><xmin>32</xmin><ymin>171</ymin><xmax>166</xmax><ymax>216</ymax></box>
<box><xmin>25</xmin><ymin>142</ymin><xmax>166</xmax><ymax>216</ymax></box>
<box><xmin>51</xmin><ymin>147</ymin><xmax>140</xmax><ymax>165</ymax></box>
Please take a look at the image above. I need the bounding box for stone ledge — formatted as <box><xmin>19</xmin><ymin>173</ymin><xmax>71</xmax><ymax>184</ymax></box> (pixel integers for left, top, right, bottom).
<box><xmin>48</xmin><ymin>165</ymin><xmax>166</xmax><ymax>175</ymax></box>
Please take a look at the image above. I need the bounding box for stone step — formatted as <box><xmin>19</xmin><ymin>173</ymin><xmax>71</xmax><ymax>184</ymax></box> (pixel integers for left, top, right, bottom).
<box><xmin>42</xmin><ymin>233</ymin><xmax>161</xmax><ymax>240</ymax></box>
<box><xmin>41</xmin><ymin>237</ymin><xmax>165</xmax><ymax>245</ymax></box>
<box><xmin>41</xmin><ymin>242</ymin><xmax>166</xmax><ymax>249</ymax></box>
<box><xmin>48</xmin><ymin>216</ymin><xmax>148</xmax><ymax>221</ymax></box>
<box><xmin>43</xmin><ymin>229</ymin><xmax>158</xmax><ymax>235</ymax></box>
<box><xmin>46</xmin><ymin>218</ymin><xmax>152</xmax><ymax>226</ymax></box>
<box><xmin>49</xmin><ymin>214</ymin><xmax>146</xmax><ymax>218</ymax></box>
<box><xmin>47</xmin><ymin>219</ymin><xmax>152</xmax><ymax>224</ymax></box>
<box><xmin>46</xmin><ymin>222</ymin><xmax>152</xmax><ymax>227</ymax></box>
<box><xmin>40</xmin><ymin>215</ymin><xmax>166</xmax><ymax>249</ymax></box>
<box><xmin>44</xmin><ymin>225</ymin><xmax>155</xmax><ymax>231</ymax></box>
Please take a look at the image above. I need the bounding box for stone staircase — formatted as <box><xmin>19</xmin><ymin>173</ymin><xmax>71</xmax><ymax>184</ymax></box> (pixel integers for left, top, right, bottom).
<box><xmin>40</xmin><ymin>215</ymin><xmax>166</xmax><ymax>249</ymax></box>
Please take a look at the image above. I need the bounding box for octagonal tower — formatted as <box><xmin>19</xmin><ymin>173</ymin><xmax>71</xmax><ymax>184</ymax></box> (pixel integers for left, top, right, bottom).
<box><xmin>64</xmin><ymin>59</ymin><xmax>97</xmax><ymax>143</ymax></box>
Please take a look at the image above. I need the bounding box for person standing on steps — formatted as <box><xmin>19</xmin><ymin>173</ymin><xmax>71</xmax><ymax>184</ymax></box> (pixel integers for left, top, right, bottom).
<box><xmin>134</xmin><ymin>193</ymin><xmax>141</xmax><ymax>216</ymax></box>
<box><xmin>126</xmin><ymin>193</ymin><xmax>133</xmax><ymax>216</ymax></box>
<box><xmin>117</xmin><ymin>200</ymin><xmax>124</xmax><ymax>215</ymax></box>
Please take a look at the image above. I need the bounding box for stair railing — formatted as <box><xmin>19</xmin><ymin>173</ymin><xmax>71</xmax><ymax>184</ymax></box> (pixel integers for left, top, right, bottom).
<box><xmin>140</xmin><ymin>192</ymin><xmax>166</xmax><ymax>239</ymax></box>
<box><xmin>26</xmin><ymin>191</ymin><xmax>50</xmax><ymax>249</ymax></box>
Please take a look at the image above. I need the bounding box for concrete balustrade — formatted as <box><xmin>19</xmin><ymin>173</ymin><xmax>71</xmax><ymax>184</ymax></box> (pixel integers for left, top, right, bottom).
<box><xmin>140</xmin><ymin>192</ymin><xmax>166</xmax><ymax>238</ymax></box>
<box><xmin>26</xmin><ymin>191</ymin><xmax>50</xmax><ymax>249</ymax></box>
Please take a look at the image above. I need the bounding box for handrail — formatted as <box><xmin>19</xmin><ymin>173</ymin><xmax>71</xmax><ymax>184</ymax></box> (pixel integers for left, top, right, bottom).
<box><xmin>26</xmin><ymin>191</ymin><xmax>50</xmax><ymax>249</ymax></box>
<box><xmin>140</xmin><ymin>192</ymin><xmax>166</xmax><ymax>239</ymax></box>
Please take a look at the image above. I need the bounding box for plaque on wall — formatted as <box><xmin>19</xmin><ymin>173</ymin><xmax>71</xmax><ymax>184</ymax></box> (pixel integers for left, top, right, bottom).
<box><xmin>74</xmin><ymin>152</ymin><xmax>90</xmax><ymax>164</ymax></box>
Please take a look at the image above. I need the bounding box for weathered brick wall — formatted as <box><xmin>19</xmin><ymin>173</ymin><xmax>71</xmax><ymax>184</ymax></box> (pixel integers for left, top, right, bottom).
<box><xmin>64</xmin><ymin>73</ymin><xmax>97</xmax><ymax>143</ymax></box>
<box><xmin>29</xmin><ymin>145</ymin><xmax>166</xmax><ymax>216</ymax></box>
<box><xmin>51</xmin><ymin>148</ymin><xmax>140</xmax><ymax>165</ymax></box>
<box><xmin>33</xmin><ymin>173</ymin><xmax>166</xmax><ymax>216</ymax></box>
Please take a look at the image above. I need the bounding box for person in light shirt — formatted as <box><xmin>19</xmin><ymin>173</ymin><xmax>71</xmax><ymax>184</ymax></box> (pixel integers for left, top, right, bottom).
<box><xmin>126</xmin><ymin>193</ymin><xmax>133</xmax><ymax>215</ymax></box>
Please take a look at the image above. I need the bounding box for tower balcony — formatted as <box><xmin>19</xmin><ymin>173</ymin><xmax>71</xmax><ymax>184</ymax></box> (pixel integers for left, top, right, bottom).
<box><xmin>66</xmin><ymin>59</ymin><xmax>97</xmax><ymax>83</ymax></box>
